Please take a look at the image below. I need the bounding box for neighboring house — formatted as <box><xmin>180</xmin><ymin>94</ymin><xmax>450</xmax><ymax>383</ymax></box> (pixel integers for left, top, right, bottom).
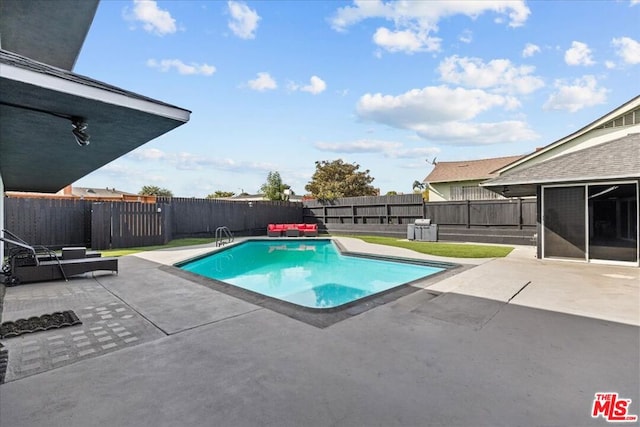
<box><xmin>0</xmin><ymin>0</ymin><xmax>191</xmax><ymax>260</ymax></box>
<box><xmin>5</xmin><ymin>185</ymin><xmax>157</xmax><ymax>203</ymax></box>
<box><xmin>226</xmin><ymin>193</ymin><xmax>303</xmax><ymax>202</ymax></box>
<box><xmin>483</xmin><ymin>95</ymin><xmax>640</xmax><ymax>266</ymax></box>
<box><xmin>423</xmin><ymin>155</ymin><xmax>524</xmax><ymax>201</ymax></box>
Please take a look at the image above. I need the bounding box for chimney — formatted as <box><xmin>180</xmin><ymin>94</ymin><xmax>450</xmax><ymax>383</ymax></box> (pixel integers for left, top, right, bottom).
<box><xmin>62</xmin><ymin>184</ymin><xmax>73</xmax><ymax>195</ymax></box>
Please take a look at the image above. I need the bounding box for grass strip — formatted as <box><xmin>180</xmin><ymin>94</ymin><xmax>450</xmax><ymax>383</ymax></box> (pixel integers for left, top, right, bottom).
<box><xmin>98</xmin><ymin>235</ymin><xmax>513</xmax><ymax>259</ymax></box>
<box><xmin>333</xmin><ymin>234</ymin><xmax>513</xmax><ymax>258</ymax></box>
<box><xmin>99</xmin><ymin>238</ymin><xmax>216</xmax><ymax>257</ymax></box>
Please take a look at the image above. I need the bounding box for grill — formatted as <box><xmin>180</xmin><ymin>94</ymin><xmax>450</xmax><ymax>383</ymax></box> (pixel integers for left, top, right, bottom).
<box><xmin>407</xmin><ymin>219</ymin><xmax>438</xmax><ymax>242</ymax></box>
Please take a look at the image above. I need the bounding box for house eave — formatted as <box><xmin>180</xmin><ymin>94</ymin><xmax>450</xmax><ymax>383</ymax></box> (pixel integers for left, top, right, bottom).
<box><xmin>497</xmin><ymin>95</ymin><xmax>640</xmax><ymax>175</ymax></box>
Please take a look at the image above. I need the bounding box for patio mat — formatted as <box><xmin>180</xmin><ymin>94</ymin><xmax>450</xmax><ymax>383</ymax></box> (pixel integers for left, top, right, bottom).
<box><xmin>0</xmin><ymin>310</ymin><xmax>82</xmax><ymax>339</ymax></box>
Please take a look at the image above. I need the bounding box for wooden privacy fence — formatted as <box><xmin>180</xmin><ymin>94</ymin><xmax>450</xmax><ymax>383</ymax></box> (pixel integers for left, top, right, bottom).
<box><xmin>424</xmin><ymin>199</ymin><xmax>536</xmax><ymax>228</ymax></box>
<box><xmin>4</xmin><ymin>196</ymin><xmax>303</xmax><ymax>250</ymax></box>
<box><xmin>4</xmin><ymin>194</ymin><xmax>537</xmax><ymax>249</ymax></box>
<box><xmin>304</xmin><ymin>194</ymin><xmax>536</xmax><ymax>228</ymax></box>
<box><xmin>91</xmin><ymin>202</ymin><xmax>170</xmax><ymax>250</ymax></box>
<box><xmin>302</xmin><ymin>194</ymin><xmax>537</xmax><ymax>245</ymax></box>
<box><xmin>303</xmin><ymin>194</ymin><xmax>424</xmax><ymax>225</ymax></box>
<box><xmin>3</xmin><ymin>197</ymin><xmax>91</xmax><ymax>248</ymax></box>
<box><xmin>159</xmin><ymin>197</ymin><xmax>302</xmax><ymax>239</ymax></box>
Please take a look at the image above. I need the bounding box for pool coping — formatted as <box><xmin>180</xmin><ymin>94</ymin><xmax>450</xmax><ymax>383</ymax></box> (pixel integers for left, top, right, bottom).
<box><xmin>166</xmin><ymin>238</ymin><xmax>467</xmax><ymax>328</ymax></box>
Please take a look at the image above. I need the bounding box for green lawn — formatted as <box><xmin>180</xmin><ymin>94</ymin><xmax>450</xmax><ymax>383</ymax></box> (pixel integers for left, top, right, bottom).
<box><xmin>96</xmin><ymin>235</ymin><xmax>512</xmax><ymax>259</ymax></box>
<box><xmin>332</xmin><ymin>234</ymin><xmax>513</xmax><ymax>258</ymax></box>
<box><xmin>99</xmin><ymin>238</ymin><xmax>216</xmax><ymax>257</ymax></box>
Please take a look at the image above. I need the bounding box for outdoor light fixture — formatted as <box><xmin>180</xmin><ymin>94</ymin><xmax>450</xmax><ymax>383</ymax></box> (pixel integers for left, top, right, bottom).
<box><xmin>0</xmin><ymin>101</ymin><xmax>91</xmax><ymax>147</ymax></box>
<box><xmin>71</xmin><ymin>118</ymin><xmax>90</xmax><ymax>146</ymax></box>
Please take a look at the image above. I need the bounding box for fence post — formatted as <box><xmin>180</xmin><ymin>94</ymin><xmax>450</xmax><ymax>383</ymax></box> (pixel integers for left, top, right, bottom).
<box><xmin>518</xmin><ymin>198</ymin><xmax>523</xmax><ymax>229</ymax></box>
<box><xmin>163</xmin><ymin>202</ymin><xmax>172</xmax><ymax>244</ymax></box>
<box><xmin>466</xmin><ymin>200</ymin><xmax>471</xmax><ymax>228</ymax></box>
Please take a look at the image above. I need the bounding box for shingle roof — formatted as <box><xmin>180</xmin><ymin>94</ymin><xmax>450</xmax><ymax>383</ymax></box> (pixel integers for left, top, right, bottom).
<box><xmin>484</xmin><ymin>133</ymin><xmax>640</xmax><ymax>186</ymax></box>
<box><xmin>1</xmin><ymin>49</ymin><xmax>190</xmax><ymax>111</ymax></box>
<box><xmin>495</xmin><ymin>95</ymin><xmax>640</xmax><ymax>175</ymax></box>
<box><xmin>72</xmin><ymin>187</ymin><xmax>137</xmax><ymax>197</ymax></box>
<box><xmin>424</xmin><ymin>155</ymin><xmax>524</xmax><ymax>183</ymax></box>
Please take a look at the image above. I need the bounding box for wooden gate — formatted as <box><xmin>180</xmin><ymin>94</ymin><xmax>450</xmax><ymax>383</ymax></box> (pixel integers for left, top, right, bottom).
<box><xmin>91</xmin><ymin>202</ymin><xmax>170</xmax><ymax>250</ymax></box>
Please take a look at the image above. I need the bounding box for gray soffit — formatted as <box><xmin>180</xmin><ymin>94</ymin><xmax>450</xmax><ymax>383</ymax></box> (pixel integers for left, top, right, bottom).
<box><xmin>0</xmin><ymin>0</ymin><xmax>99</xmax><ymax>70</ymax></box>
<box><xmin>1</xmin><ymin>49</ymin><xmax>191</xmax><ymax>193</ymax></box>
<box><xmin>482</xmin><ymin>133</ymin><xmax>640</xmax><ymax>196</ymax></box>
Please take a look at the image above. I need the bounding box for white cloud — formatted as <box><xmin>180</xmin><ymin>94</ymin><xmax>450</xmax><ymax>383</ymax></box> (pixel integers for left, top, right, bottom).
<box><xmin>129</xmin><ymin>148</ymin><xmax>167</xmax><ymax>160</ymax></box>
<box><xmin>301</xmin><ymin>76</ymin><xmax>327</xmax><ymax>94</ymax></box>
<box><xmin>247</xmin><ymin>72</ymin><xmax>277</xmax><ymax>91</ymax></box>
<box><xmin>612</xmin><ymin>36</ymin><xmax>640</xmax><ymax>64</ymax></box>
<box><xmin>522</xmin><ymin>43</ymin><xmax>540</xmax><ymax>57</ymax></box>
<box><xmin>128</xmin><ymin>0</ymin><xmax>177</xmax><ymax>36</ymax></box>
<box><xmin>564</xmin><ymin>41</ymin><xmax>595</xmax><ymax>66</ymax></box>
<box><xmin>632</xmin><ymin>0</ymin><xmax>640</xmax><ymax>5</ymax></box>
<box><xmin>356</xmin><ymin>85</ymin><xmax>536</xmax><ymax>145</ymax></box>
<box><xmin>543</xmin><ymin>75</ymin><xmax>608</xmax><ymax>112</ymax></box>
<box><xmin>228</xmin><ymin>1</ymin><xmax>260</xmax><ymax>39</ymax></box>
<box><xmin>438</xmin><ymin>55</ymin><xmax>544</xmax><ymax>94</ymax></box>
<box><xmin>392</xmin><ymin>146</ymin><xmax>441</xmax><ymax>158</ymax></box>
<box><xmin>330</xmin><ymin>1</ymin><xmax>530</xmax><ymax>54</ymax></box>
<box><xmin>314</xmin><ymin>140</ymin><xmax>439</xmax><ymax>159</ymax></box>
<box><xmin>146</xmin><ymin>59</ymin><xmax>216</xmax><ymax>76</ymax></box>
<box><xmin>459</xmin><ymin>30</ymin><xmax>473</xmax><ymax>44</ymax></box>
<box><xmin>127</xmin><ymin>148</ymin><xmax>275</xmax><ymax>173</ymax></box>
<box><xmin>605</xmin><ymin>60</ymin><xmax>616</xmax><ymax>69</ymax></box>
<box><xmin>414</xmin><ymin>121</ymin><xmax>537</xmax><ymax>145</ymax></box>
<box><xmin>373</xmin><ymin>27</ymin><xmax>441</xmax><ymax>53</ymax></box>
<box><xmin>315</xmin><ymin>140</ymin><xmax>401</xmax><ymax>154</ymax></box>
<box><xmin>357</xmin><ymin>85</ymin><xmax>520</xmax><ymax>126</ymax></box>
<box><xmin>288</xmin><ymin>76</ymin><xmax>327</xmax><ymax>94</ymax></box>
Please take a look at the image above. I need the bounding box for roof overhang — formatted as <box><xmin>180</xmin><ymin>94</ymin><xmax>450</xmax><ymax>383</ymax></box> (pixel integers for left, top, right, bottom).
<box><xmin>0</xmin><ymin>0</ymin><xmax>99</xmax><ymax>70</ymax></box>
<box><xmin>1</xmin><ymin>50</ymin><xmax>191</xmax><ymax>192</ymax></box>
<box><xmin>481</xmin><ymin>183</ymin><xmax>538</xmax><ymax>198</ymax></box>
<box><xmin>482</xmin><ymin>132</ymin><xmax>640</xmax><ymax>198</ymax></box>
<box><xmin>482</xmin><ymin>175</ymin><xmax>639</xmax><ymax>198</ymax></box>
<box><xmin>496</xmin><ymin>95</ymin><xmax>640</xmax><ymax>175</ymax></box>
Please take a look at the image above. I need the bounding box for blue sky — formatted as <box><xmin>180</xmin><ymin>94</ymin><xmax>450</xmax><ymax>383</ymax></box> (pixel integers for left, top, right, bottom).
<box><xmin>73</xmin><ymin>0</ymin><xmax>640</xmax><ymax>197</ymax></box>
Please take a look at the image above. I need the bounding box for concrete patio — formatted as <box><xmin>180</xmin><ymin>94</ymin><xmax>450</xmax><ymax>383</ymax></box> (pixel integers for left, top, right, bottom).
<box><xmin>0</xmin><ymin>237</ymin><xmax>638</xmax><ymax>426</ymax></box>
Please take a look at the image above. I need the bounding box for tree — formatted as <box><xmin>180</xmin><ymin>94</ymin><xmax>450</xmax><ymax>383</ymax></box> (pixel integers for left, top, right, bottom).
<box><xmin>412</xmin><ymin>180</ymin><xmax>429</xmax><ymax>201</ymax></box>
<box><xmin>206</xmin><ymin>191</ymin><xmax>235</xmax><ymax>199</ymax></box>
<box><xmin>386</xmin><ymin>191</ymin><xmax>398</xmax><ymax>196</ymax></box>
<box><xmin>260</xmin><ymin>171</ymin><xmax>291</xmax><ymax>201</ymax></box>
<box><xmin>305</xmin><ymin>159</ymin><xmax>377</xmax><ymax>201</ymax></box>
<box><xmin>139</xmin><ymin>185</ymin><xmax>173</xmax><ymax>197</ymax></box>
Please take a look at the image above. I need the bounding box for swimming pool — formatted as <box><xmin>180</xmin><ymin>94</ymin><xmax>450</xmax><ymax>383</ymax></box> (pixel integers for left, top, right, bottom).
<box><xmin>177</xmin><ymin>239</ymin><xmax>445</xmax><ymax>309</ymax></box>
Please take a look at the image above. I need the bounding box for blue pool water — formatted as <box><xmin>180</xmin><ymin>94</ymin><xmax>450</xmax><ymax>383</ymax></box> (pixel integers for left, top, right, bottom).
<box><xmin>178</xmin><ymin>240</ymin><xmax>444</xmax><ymax>309</ymax></box>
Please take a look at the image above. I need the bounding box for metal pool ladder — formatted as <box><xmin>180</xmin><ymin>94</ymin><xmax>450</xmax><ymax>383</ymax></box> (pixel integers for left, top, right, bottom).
<box><xmin>215</xmin><ymin>226</ymin><xmax>234</xmax><ymax>247</ymax></box>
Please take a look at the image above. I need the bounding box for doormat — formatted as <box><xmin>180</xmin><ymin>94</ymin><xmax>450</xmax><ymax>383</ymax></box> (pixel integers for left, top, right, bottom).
<box><xmin>0</xmin><ymin>311</ymin><xmax>82</xmax><ymax>339</ymax></box>
<box><xmin>0</xmin><ymin>343</ymin><xmax>7</xmax><ymax>384</ymax></box>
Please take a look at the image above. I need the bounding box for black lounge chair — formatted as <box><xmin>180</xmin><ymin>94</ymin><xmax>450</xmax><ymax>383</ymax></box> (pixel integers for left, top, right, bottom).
<box><xmin>1</xmin><ymin>230</ymin><xmax>118</xmax><ymax>286</ymax></box>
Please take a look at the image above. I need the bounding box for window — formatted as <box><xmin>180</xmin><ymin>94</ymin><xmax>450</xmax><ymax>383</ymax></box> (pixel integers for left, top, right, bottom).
<box><xmin>450</xmin><ymin>185</ymin><xmax>505</xmax><ymax>201</ymax></box>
